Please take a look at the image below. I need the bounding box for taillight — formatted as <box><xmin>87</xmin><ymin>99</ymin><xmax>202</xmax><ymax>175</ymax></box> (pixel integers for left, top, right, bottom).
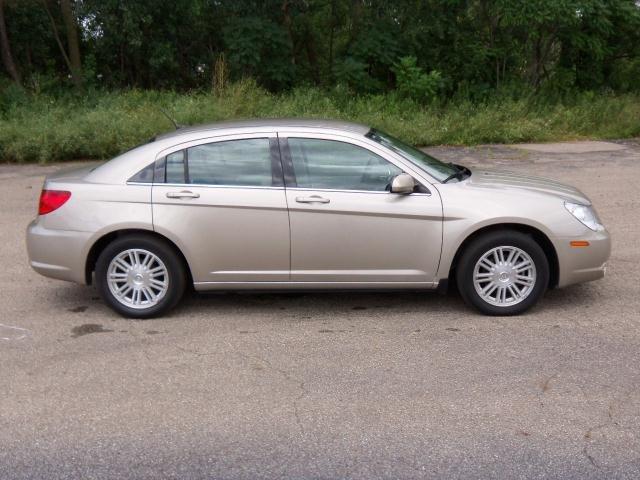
<box><xmin>38</xmin><ymin>190</ymin><xmax>71</xmax><ymax>215</ymax></box>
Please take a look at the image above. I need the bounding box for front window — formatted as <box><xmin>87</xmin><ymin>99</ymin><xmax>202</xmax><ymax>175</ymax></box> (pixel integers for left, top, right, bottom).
<box><xmin>288</xmin><ymin>138</ymin><xmax>402</xmax><ymax>191</ymax></box>
<box><xmin>366</xmin><ymin>129</ymin><xmax>459</xmax><ymax>182</ymax></box>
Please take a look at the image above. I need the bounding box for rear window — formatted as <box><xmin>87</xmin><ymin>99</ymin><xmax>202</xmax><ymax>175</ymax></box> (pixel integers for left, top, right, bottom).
<box><xmin>187</xmin><ymin>138</ymin><xmax>272</xmax><ymax>186</ymax></box>
<box><xmin>133</xmin><ymin>138</ymin><xmax>274</xmax><ymax>186</ymax></box>
<box><xmin>128</xmin><ymin>162</ymin><xmax>155</xmax><ymax>183</ymax></box>
<box><xmin>166</xmin><ymin>150</ymin><xmax>186</xmax><ymax>184</ymax></box>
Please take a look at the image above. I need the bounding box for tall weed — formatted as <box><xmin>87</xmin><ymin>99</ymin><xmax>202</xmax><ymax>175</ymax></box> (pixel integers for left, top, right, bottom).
<box><xmin>1</xmin><ymin>82</ymin><xmax>639</xmax><ymax>163</ymax></box>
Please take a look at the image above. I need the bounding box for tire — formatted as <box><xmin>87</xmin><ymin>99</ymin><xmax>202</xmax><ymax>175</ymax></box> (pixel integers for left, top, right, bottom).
<box><xmin>455</xmin><ymin>230</ymin><xmax>549</xmax><ymax>316</ymax></box>
<box><xmin>95</xmin><ymin>234</ymin><xmax>187</xmax><ymax>319</ymax></box>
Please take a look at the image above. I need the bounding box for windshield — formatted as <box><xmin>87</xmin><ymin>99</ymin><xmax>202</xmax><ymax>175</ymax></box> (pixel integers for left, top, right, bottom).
<box><xmin>366</xmin><ymin>128</ymin><xmax>459</xmax><ymax>182</ymax></box>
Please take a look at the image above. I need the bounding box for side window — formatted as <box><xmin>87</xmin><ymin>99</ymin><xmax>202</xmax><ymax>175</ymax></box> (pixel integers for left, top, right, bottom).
<box><xmin>165</xmin><ymin>150</ymin><xmax>185</xmax><ymax>183</ymax></box>
<box><xmin>128</xmin><ymin>162</ymin><xmax>155</xmax><ymax>183</ymax></box>
<box><xmin>187</xmin><ymin>138</ymin><xmax>272</xmax><ymax>186</ymax></box>
<box><xmin>288</xmin><ymin>138</ymin><xmax>402</xmax><ymax>191</ymax></box>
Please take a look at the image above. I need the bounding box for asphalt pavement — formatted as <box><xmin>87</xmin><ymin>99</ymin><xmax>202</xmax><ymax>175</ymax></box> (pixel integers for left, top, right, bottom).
<box><xmin>1</xmin><ymin>139</ymin><xmax>639</xmax><ymax>479</ymax></box>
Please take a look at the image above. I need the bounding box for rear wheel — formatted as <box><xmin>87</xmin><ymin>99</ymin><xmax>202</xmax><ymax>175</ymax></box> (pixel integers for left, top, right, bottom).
<box><xmin>95</xmin><ymin>235</ymin><xmax>187</xmax><ymax>318</ymax></box>
<box><xmin>456</xmin><ymin>230</ymin><xmax>549</xmax><ymax>316</ymax></box>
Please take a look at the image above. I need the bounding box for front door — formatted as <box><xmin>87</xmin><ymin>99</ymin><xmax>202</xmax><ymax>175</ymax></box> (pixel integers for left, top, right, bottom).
<box><xmin>281</xmin><ymin>135</ymin><xmax>443</xmax><ymax>285</ymax></box>
<box><xmin>151</xmin><ymin>134</ymin><xmax>290</xmax><ymax>285</ymax></box>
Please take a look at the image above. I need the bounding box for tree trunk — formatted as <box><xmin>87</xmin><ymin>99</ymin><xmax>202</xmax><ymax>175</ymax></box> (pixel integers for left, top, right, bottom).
<box><xmin>281</xmin><ymin>0</ymin><xmax>298</xmax><ymax>67</ymax></box>
<box><xmin>43</xmin><ymin>0</ymin><xmax>79</xmax><ymax>88</ymax></box>
<box><xmin>59</xmin><ymin>0</ymin><xmax>82</xmax><ymax>88</ymax></box>
<box><xmin>303</xmin><ymin>23</ymin><xmax>320</xmax><ymax>84</ymax></box>
<box><xmin>0</xmin><ymin>0</ymin><xmax>21</xmax><ymax>85</ymax></box>
<box><xmin>327</xmin><ymin>0</ymin><xmax>336</xmax><ymax>82</ymax></box>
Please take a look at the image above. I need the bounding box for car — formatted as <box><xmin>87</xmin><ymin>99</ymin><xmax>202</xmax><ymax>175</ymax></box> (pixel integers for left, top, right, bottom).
<box><xmin>26</xmin><ymin>119</ymin><xmax>611</xmax><ymax>318</ymax></box>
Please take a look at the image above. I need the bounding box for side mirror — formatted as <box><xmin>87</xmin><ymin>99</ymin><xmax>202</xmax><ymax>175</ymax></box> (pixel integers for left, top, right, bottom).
<box><xmin>390</xmin><ymin>173</ymin><xmax>415</xmax><ymax>194</ymax></box>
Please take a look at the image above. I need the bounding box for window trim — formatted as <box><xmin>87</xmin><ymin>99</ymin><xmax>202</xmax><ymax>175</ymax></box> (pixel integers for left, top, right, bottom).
<box><xmin>184</xmin><ymin>148</ymin><xmax>190</xmax><ymax>184</ymax></box>
<box><xmin>285</xmin><ymin>186</ymin><xmax>431</xmax><ymax>196</ymax></box>
<box><xmin>270</xmin><ymin>137</ymin><xmax>285</xmax><ymax>187</ymax></box>
<box><xmin>278</xmin><ymin>137</ymin><xmax>297</xmax><ymax>188</ymax></box>
<box><xmin>280</xmin><ymin>134</ymin><xmax>430</xmax><ymax>195</ymax></box>
<box><xmin>156</xmin><ymin>183</ymin><xmax>285</xmax><ymax>191</ymax></box>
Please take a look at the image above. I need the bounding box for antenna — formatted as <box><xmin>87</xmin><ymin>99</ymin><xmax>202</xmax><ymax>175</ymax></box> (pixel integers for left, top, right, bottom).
<box><xmin>158</xmin><ymin>108</ymin><xmax>181</xmax><ymax>130</ymax></box>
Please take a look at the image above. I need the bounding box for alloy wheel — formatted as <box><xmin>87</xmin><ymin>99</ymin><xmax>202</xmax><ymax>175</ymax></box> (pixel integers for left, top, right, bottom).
<box><xmin>472</xmin><ymin>246</ymin><xmax>537</xmax><ymax>307</ymax></box>
<box><xmin>106</xmin><ymin>248</ymin><xmax>169</xmax><ymax>309</ymax></box>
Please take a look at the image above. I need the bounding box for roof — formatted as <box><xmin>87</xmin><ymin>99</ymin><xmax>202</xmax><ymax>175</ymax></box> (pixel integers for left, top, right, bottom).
<box><xmin>154</xmin><ymin>118</ymin><xmax>371</xmax><ymax>140</ymax></box>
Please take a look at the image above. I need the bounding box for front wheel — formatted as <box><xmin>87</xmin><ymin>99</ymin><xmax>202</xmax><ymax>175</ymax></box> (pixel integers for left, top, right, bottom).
<box><xmin>95</xmin><ymin>235</ymin><xmax>187</xmax><ymax>319</ymax></box>
<box><xmin>456</xmin><ymin>230</ymin><xmax>549</xmax><ymax>316</ymax></box>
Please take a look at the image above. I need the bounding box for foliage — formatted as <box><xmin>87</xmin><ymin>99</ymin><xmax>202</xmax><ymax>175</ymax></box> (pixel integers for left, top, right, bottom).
<box><xmin>333</xmin><ymin>57</ymin><xmax>375</xmax><ymax>92</ymax></box>
<box><xmin>1</xmin><ymin>83</ymin><xmax>639</xmax><ymax>163</ymax></box>
<box><xmin>2</xmin><ymin>1</ymin><xmax>640</xmax><ymax>163</ymax></box>
<box><xmin>392</xmin><ymin>57</ymin><xmax>443</xmax><ymax>104</ymax></box>
<box><xmin>223</xmin><ymin>16</ymin><xmax>294</xmax><ymax>90</ymax></box>
<box><xmin>2</xmin><ymin>0</ymin><xmax>640</xmax><ymax>96</ymax></box>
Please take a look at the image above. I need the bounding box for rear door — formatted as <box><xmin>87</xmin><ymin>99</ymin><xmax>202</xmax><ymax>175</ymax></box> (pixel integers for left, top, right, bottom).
<box><xmin>151</xmin><ymin>133</ymin><xmax>290</xmax><ymax>285</ymax></box>
<box><xmin>280</xmin><ymin>133</ymin><xmax>443</xmax><ymax>285</ymax></box>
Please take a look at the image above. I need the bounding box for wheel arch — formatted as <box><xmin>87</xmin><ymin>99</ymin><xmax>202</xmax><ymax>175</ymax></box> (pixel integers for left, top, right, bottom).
<box><xmin>85</xmin><ymin>228</ymin><xmax>193</xmax><ymax>286</ymax></box>
<box><xmin>446</xmin><ymin>223</ymin><xmax>559</xmax><ymax>289</ymax></box>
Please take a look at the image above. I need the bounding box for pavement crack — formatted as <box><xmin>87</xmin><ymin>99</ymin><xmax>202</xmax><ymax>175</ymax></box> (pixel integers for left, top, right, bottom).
<box><xmin>582</xmin><ymin>422</ymin><xmax>608</xmax><ymax>470</ymax></box>
<box><xmin>536</xmin><ymin>372</ymin><xmax>558</xmax><ymax>407</ymax></box>
<box><xmin>582</xmin><ymin>443</ymin><xmax>600</xmax><ymax>469</ymax></box>
<box><xmin>541</xmin><ymin>373</ymin><xmax>558</xmax><ymax>393</ymax></box>
<box><xmin>173</xmin><ymin>344</ymin><xmax>220</xmax><ymax>357</ymax></box>
<box><xmin>581</xmin><ymin>388</ymin><xmax>635</xmax><ymax>470</ymax></box>
<box><xmin>238</xmin><ymin>352</ymin><xmax>309</xmax><ymax>436</ymax></box>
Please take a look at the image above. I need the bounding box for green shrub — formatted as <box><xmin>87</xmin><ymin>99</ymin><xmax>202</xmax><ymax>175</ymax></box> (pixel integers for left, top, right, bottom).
<box><xmin>392</xmin><ymin>56</ymin><xmax>443</xmax><ymax>104</ymax></box>
<box><xmin>0</xmin><ymin>82</ymin><xmax>639</xmax><ymax>163</ymax></box>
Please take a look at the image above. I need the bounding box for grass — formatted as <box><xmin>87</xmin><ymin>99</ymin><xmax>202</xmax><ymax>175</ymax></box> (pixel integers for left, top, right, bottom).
<box><xmin>1</xmin><ymin>80</ymin><xmax>639</xmax><ymax>163</ymax></box>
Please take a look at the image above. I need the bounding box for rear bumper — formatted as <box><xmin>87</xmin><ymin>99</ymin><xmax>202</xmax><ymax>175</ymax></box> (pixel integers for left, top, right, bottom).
<box><xmin>26</xmin><ymin>220</ymin><xmax>92</xmax><ymax>284</ymax></box>
<box><xmin>556</xmin><ymin>229</ymin><xmax>611</xmax><ymax>288</ymax></box>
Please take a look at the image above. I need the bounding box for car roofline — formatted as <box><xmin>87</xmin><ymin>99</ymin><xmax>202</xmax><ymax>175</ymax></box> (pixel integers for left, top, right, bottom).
<box><xmin>154</xmin><ymin>118</ymin><xmax>371</xmax><ymax>141</ymax></box>
<box><xmin>84</xmin><ymin>119</ymin><xmax>373</xmax><ymax>184</ymax></box>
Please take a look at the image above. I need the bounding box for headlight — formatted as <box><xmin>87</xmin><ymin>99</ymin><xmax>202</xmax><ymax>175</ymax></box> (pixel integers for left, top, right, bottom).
<box><xmin>564</xmin><ymin>202</ymin><xmax>604</xmax><ymax>231</ymax></box>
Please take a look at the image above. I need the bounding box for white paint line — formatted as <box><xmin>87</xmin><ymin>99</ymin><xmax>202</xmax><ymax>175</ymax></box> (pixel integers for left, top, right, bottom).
<box><xmin>0</xmin><ymin>323</ymin><xmax>31</xmax><ymax>341</ymax></box>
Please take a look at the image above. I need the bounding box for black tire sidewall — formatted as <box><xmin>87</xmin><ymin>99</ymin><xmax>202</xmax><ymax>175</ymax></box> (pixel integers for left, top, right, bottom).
<box><xmin>95</xmin><ymin>235</ymin><xmax>186</xmax><ymax>319</ymax></box>
<box><xmin>456</xmin><ymin>230</ymin><xmax>549</xmax><ymax>316</ymax></box>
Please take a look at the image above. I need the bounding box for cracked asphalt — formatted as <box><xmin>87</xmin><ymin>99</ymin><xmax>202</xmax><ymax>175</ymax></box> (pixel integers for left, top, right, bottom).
<box><xmin>1</xmin><ymin>139</ymin><xmax>639</xmax><ymax>479</ymax></box>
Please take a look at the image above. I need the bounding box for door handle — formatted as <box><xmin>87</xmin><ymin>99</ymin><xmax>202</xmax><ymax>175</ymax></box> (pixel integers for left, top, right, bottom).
<box><xmin>166</xmin><ymin>190</ymin><xmax>200</xmax><ymax>199</ymax></box>
<box><xmin>295</xmin><ymin>195</ymin><xmax>330</xmax><ymax>204</ymax></box>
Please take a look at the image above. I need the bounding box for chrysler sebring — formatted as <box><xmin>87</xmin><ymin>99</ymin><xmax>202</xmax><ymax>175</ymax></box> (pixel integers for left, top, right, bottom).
<box><xmin>27</xmin><ymin>119</ymin><xmax>610</xmax><ymax>318</ymax></box>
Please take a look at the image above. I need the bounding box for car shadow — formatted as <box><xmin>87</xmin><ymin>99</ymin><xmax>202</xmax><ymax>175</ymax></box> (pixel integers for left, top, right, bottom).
<box><xmin>48</xmin><ymin>281</ymin><xmax>600</xmax><ymax>320</ymax></box>
<box><xmin>183</xmin><ymin>289</ymin><xmax>466</xmax><ymax>317</ymax></box>
<box><xmin>180</xmin><ymin>283</ymin><xmax>597</xmax><ymax>317</ymax></box>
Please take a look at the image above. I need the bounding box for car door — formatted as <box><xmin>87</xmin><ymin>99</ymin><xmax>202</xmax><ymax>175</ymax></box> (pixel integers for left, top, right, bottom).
<box><xmin>151</xmin><ymin>133</ymin><xmax>290</xmax><ymax>285</ymax></box>
<box><xmin>280</xmin><ymin>133</ymin><xmax>443</xmax><ymax>285</ymax></box>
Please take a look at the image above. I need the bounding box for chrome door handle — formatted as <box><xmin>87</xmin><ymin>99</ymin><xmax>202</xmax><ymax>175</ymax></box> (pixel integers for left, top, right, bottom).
<box><xmin>166</xmin><ymin>190</ymin><xmax>200</xmax><ymax>199</ymax></box>
<box><xmin>295</xmin><ymin>195</ymin><xmax>330</xmax><ymax>204</ymax></box>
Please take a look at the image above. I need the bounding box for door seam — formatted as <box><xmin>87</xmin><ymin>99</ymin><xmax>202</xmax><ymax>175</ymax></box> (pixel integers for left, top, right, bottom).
<box><xmin>277</xmin><ymin>133</ymin><xmax>293</xmax><ymax>281</ymax></box>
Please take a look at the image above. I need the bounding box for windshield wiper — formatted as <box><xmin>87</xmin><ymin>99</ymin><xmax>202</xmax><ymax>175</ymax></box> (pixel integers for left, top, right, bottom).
<box><xmin>441</xmin><ymin>163</ymin><xmax>467</xmax><ymax>184</ymax></box>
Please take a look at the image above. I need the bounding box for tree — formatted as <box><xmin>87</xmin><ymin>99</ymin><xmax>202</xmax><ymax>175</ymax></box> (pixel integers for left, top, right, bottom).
<box><xmin>0</xmin><ymin>0</ymin><xmax>21</xmax><ymax>85</ymax></box>
<box><xmin>2</xmin><ymin>0</ymin><xmax>640</xmax><ymax>95</ymax></box>
<box><xmin>42</xmin><ymin>0</ymin><xmax>82</xmax><ymax>88</ymax></box>
<box><xmin>60</xmin><ymin>0</ymin><xmax>82</xmax><ymax>86</ymax></box>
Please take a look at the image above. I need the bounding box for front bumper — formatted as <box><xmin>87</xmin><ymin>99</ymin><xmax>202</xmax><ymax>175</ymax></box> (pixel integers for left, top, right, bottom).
<box><xmin>26</xmin><ymin>220</ymin><xmax>92</xmax><ymax>284</ymax></box>
<box><xmin>556</xmin><ymin>229</ymin><xmax>611</xmax><ymax>288</ymax></box>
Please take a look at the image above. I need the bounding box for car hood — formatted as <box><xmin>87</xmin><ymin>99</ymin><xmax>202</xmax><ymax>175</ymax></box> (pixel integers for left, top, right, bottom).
<box><xmin>466</xmin><ymin>168</ymin><xmax>591</xmax><ymax>205</ymax></box>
